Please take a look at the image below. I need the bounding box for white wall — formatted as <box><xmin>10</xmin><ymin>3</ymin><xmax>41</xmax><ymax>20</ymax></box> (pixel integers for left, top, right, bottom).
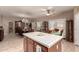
<box><xmin>36</xmin><ymin>21</ymin><xmax>42</xmax><ymax>30</ymax></box>
<box><xmin>0</xmin><ymin>16</ymin><xmax>1</xmax><ymax>26</ymax></box>
<box><xmin>0</xmin><ymin>16</ymin><xmax>3</xmax><ymax>26</ymax></box>
<box><xmin>32</xmin><ymin>22</ymin><xmax>37</xmax><ymax>31</ymax></box>
<box><xmin>74</xmin><ymin>7</ymin><xmax>79</xmax><ymax>45</ymax></box>
<box><xmin>0</xmin><ymin>15</ymin><xmax>22</xmax><ymax>36</ymax></box>
<box><xmin>52</xmin><ymin>10</ymin><xmax>74</xmax><ymax>20</ymax></box>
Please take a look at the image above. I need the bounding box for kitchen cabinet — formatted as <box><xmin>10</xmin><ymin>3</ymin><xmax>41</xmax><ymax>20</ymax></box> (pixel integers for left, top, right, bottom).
<box><xmin>33</xmin><ymin>40</ymin><xmax>61</xmax><ymax>52</ymax></box>
<box><xmin>24</xmin><ymin>37</ymin><xmax>34</xmax><ymax>52</ymax></box>
<box><xmin>66</xmin><ymin>20</ymin><xmax>74</xmax><ymax>42</ymax></box>
<box><xmin>24</xmin><ymin>36</ymin><xmax>62</xmax><ymax>52</ymax></box>
<box><xmin>23</xmin><ymin>32</ymin><xmax>62</xmax><ymax>52</ymax></box>
<box><xmin>27</xmin><ymin>38</ymin><xmax>34</xmax><ymax>52</ymax></box>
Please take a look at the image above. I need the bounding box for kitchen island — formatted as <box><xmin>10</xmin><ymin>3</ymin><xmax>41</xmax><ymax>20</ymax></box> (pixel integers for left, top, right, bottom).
<box><xmin>23</xmin><ymin>32</ymin><xmax>63</xmax><ymax>52</ymax></box>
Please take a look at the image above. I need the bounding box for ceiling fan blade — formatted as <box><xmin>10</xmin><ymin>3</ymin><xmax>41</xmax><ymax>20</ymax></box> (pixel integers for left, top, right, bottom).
<box><xmin>41</xmin><ymin>7</ymin><xmax>55</xmax><ymax>16</ymax></box>
<box><xmin>41</xmin><ymin>8</ymin><xmax>46</xmax><ymax>12</ymax></box>
<box><xmin>48</xmin><ymin>6</ymin><xmax>53</xmax><ymax>10</ymax></box>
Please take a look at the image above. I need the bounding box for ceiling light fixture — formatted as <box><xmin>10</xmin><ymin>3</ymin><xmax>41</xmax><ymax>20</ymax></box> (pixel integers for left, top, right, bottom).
<box><xmin>41</xmin><ymin>6</ymin><xmax>55</xmax><ymax>16</ymax></box>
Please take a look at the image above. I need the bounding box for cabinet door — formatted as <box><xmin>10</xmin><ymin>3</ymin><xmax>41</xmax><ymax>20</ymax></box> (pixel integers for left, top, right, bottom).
<box><xmin>28</xmin><ymin>39</ymin><xmax>34</xmax><ymax>52</ymax></box>
<box><xmin>48</xmin><ymin>41</ymin><xmax>61</xmax><ymax>52</ymax></box>
<box><xmin>33</xmin><ymin>42</ymin><xmax>48</xmax><ymax>52</ymax></box>
<box><xmin>41</xmin><ymin>46</ymin><xmax>48</xmax><ymax>52</ymax></box>
<box><xmin>24</xmin><ymin>37</ymin><xmax>28</xmax><ymax>52</ymax></box>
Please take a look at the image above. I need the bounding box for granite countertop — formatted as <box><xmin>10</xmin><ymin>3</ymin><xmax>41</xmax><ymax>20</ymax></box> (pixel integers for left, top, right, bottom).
<box><xmin>23</xmin><ymin>32</ymin><xmax>63</xmax><ymax>48</ymax></box>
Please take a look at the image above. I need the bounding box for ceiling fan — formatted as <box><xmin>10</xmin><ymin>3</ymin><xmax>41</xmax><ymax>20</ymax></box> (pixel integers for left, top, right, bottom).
<box><xmin>41</xmin><ymin>7</ymin><xmax>55</xmax><ymax>16</ymax></box>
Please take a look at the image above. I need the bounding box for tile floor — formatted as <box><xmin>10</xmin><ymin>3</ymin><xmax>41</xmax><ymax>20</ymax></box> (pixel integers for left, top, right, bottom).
<box><xmin>0</xmin><ymin>34</ymin><xmax>79</xmax><ymax>52</ymax></box>
<box><xmin>62</xmin><ymin>39</ymin><xmax>79</xmax><ymax>52</ymax></box>
<box><xmin>0</xmin><ymin>34</ymin><xmax>24</xmax><ymax>52</ymax></box>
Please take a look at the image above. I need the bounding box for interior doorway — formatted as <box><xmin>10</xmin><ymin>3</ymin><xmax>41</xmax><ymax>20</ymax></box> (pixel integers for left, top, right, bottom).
<box><xmin>8</xmin><ymin>22</ymin><xmax>13</xmax><ymax>33</ymax></box>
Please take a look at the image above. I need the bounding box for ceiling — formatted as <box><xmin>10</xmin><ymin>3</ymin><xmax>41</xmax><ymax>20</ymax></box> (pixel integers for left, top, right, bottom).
<box><xmin>0</xmin><ymin>6</ymin><xmax>74</xmax><ymax>18</ymax></box>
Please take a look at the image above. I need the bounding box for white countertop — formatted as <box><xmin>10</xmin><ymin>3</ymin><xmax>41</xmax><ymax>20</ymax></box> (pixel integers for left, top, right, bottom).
<box><xmin>23</xmin><ymin>32</ymin><xmax>63</xmax><ymax>48</ymax></box>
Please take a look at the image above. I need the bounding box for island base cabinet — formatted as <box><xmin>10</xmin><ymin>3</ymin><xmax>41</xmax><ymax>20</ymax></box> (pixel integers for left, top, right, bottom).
<box><xmin>24</xmin><ymin>37</ymin><xmax>34</xmax><ymax>52</ymax></box>
<box><xmin>48</xmin><ymin>41</ymin><xmax>61</xmax><ymax>52</ymax></box>
<box><xmin>24</xmin><ymin>37</ymin><xmax>28</xmax><ymax>52</ymax></box>
<box><xmin>24</xmin><ymin>37</ymin><xmax>62</xmax><ymax>52</ymax></box>
<box><xmin>34</xmin><ymin>41</ymin><xmax>61</xmax><ymax>52</ymax></box>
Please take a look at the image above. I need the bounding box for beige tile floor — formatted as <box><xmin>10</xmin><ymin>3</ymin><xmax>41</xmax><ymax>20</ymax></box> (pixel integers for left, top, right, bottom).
<box><xmin>0</xmin><ymin>34</ymin><xmax>24</xmax><ymax>52</ymax></box>
<box><xmin>0</xmin><ymin>34</ymin><xmax>79</xmax><ymax>52</ymax></box>
<box><xmin>62</xmin><ymin>39</ymin><xmax>79</xmax><ymax>52</ymax></box>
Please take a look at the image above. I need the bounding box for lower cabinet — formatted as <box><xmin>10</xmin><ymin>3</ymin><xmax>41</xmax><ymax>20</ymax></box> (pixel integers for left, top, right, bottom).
<box><xmin>24</xmin><ymin>37</ymin><xmax>34</xmax><ymax>52</ymax></box>
<box><xmin>47</xmin><ymin>41</ymin><xmax>61</xmax><ymax>52</ymax></box>
<box><xmin>24</xmin><ymin>37</ymin><xmax>28</xmax><ymax>52</ymax></box>
<box><xmin>24</xmin><ymin>37</ymin><xmax>61</xmax><ymax>52</ymax></box>
<box><xmin>38</xmin><ymin>41</ymin><xmax>61</xmax><ymax>52</ymax></box>
<box><xmin>28</xmin><ymin>38</ymin><xmax>34</xmax><ymax>52</ymax></box>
